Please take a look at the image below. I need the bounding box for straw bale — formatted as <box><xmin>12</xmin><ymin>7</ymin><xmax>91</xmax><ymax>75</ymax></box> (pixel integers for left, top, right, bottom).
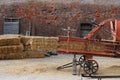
<box><xmin>0</xmin><ymin>54</ymin><xmax>5</xmax><ymax>59</ymax></box>
<box><xmin>21</xmin><ymin>36</ymin><xmax>58</xmax><ymax>51</ymax></box>
<box><xmin>0</xmin><ymin>38</ymin><xmax>21</xmax><ymax>46</ymax></box>
<box><xmin>87</xmin><ymin>42</ymin><xmax>105</xmax><ymax>51</ymax></box>
<box><xmin>24</xmin><ymin>51</ymin><xmax>45</xmax><ymax>58</ymax></box>
<box><xmin>21</xmin><ymin>37</ymin><xmax>32</xmax><ymax>45</ymax></box>
<box><xmin>0</xmin><ymin>44</ymin><xmax>23</xmax><ymax>54</ymax></box>
<box><xmin>0</xmin><ymin>51</ymin><xmax>44</xmax><ymax>60</ymax></box>
<box><xmin>0</xmin><ymin>34</ymin><xmax>22</xmax><ymax>39</ymax></box>
<box><xmin>58</xmin><ymin>41</ymin><xmax>106</xmax><ymax>52</ymax></box>
<box><xmin>5</xmin><ymin>53</ymin><xmax>24</xmax><ymax>59</ymax></box>
<box><xmin>0</xmin><ymin>35</ymin><xmax>22</xmax><ymax>46</ymax></box>
<box><xmin>58</xmin><ymin>41</ymin><xmax>86</xmax><ymax>50</ymax></box>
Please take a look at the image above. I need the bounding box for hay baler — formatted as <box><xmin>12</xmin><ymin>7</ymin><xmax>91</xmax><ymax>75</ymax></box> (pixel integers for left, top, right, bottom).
<box><xmin>57</xmin><ymin>19</ymin><xmax>120</xmax><ymax>74</ymax></box>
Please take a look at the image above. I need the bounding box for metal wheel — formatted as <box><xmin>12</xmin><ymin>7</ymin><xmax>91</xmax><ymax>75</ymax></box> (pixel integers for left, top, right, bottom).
<box><xmin>79</xmin><ymin>56</ymin><xmax>85</xmax><ymax>67</ymax></box>
<box><xmin>83</xmin><ymin>60</ymin><xmax>99</xmax><ymax>74</ymax></box>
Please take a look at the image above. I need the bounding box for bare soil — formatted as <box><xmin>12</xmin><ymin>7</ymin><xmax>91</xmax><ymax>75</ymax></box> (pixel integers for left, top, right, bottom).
<box><xmin>0</xmin><ymin>54</ymin><xmax>120</xmax><ymax>80</ymax></box>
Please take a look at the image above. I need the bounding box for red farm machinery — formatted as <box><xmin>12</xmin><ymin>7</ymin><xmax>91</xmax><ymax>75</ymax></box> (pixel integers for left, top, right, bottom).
<box><xmin>57</xmin><ymin>19</ymin><xmax>120</xmax><ymax>75</ymax></box>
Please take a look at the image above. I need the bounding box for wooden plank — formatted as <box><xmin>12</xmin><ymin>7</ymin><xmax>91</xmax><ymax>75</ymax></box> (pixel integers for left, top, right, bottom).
<box><xmin>57</xmin><ymin>48</ymin><xmax>117</xmax><ymax>57</ymax></box>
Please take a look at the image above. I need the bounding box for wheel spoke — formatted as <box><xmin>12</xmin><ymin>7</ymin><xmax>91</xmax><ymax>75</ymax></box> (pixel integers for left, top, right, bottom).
<box><xmin>93</xmin><ymin>65</ymin><xmax>98</xmax><ymax>67</ymax></box>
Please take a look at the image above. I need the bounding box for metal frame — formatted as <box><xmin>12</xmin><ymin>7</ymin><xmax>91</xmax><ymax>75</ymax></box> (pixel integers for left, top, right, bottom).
<box><xmin>81</xmin><ymin>74</ymin><xmax>120</xmax><ymax>80</ymax></box>
<box><xmin>57</xmin><ymin>54</ymin><xmax>79</xmax><ymax>75</ymax></box>
<box><xmin>57</xmin><ymin>19</ymin><xmax>120</xmax><ymax>74</ymax></box>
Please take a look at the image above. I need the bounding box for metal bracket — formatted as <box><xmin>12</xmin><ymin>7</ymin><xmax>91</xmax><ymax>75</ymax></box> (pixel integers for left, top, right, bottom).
<box><xmin>57</xmin><ymin>53</ymin><xmax>79</xmax><ymax>75</ymax></box>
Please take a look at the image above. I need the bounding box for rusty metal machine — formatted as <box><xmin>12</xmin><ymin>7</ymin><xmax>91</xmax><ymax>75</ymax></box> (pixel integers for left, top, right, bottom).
<box><xmin>57</xmin><ymin>19</ymin><xmax>120</xmax><ymax>75</ymax></box>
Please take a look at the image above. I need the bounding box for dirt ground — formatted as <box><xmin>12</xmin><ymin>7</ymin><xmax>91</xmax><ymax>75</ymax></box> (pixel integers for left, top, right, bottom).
<box><xmin>0</xmin><ymin>54</ymin><xmax>120</xmax><ymax>80</ymax></box>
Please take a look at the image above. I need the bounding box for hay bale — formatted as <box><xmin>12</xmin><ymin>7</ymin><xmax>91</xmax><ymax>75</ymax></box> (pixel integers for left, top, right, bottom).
<box><xmin>58</xmin><ymin>41</ymin><xmax>86</xmax><ymax>50</ymax></box>
<box><xmin>21</xmin><ymin>36</ymin><xmax>58</xmax><ymax>51</ymax></box>
<box><xmin>0</xmin><ymin>44</ymin><xmax>23</xmax><ymax>54</ymax></box>
<box><xmin>24</xmin><ymin>51</ymin><xmax>45</xmax><ymax>58</ymax></box>
<box><xmin>58</xmin><ymin>40</ymin><xmax>106</xmax><ymax>52</ymax></box>
<box><xmin>0</xmin><ymin>51</ymin><xmax>44</xmax><ymax>60</ymax></box>
<box><xmin>0</xmin><ymin>38</ymin><xmax>21</xmax><ymax>46</ymax></box>
<box><xmin>87</xmin><ymin>42</ymin><xmax>106</xmax><ymax>51</ymax></box>
<box><xmin>0</xmin><ymin>54</ymin><xmax>5</xmax><ymax>59</ymax></box>
<box><xmin>5</xmin><ymin>53</ymin><xmax>24</xmax><ymax>59</ymax></box>
<box><xmin>0</xmin><ymin>35</ymin><xmax>22</xmax><ymax>46</ymax></box>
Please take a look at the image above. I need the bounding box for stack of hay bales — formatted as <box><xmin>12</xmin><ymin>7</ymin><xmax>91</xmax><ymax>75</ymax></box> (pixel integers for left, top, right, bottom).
<box><xmin>21</xmin><ymin>36</ymin><xmax>58</xmax><ymax>51</ymax></box>
<box><xmin>58</xmin><ymin>40</ymin><xmax>106</xmax><ymax>52</ymax></box>
<box><xmin>0</xmin><ymin>35</ymin><xmax>24</xmax><ymax>59</ymax></box>
<box><xmin>21</xmin><ymin>36</ymin><xmax>58</xmax><ymax>59</ymax></box>
<box><xmin>0</xmin><ymin>35</ymin><xmax>46</xmax><ymax>59</ymax></box>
